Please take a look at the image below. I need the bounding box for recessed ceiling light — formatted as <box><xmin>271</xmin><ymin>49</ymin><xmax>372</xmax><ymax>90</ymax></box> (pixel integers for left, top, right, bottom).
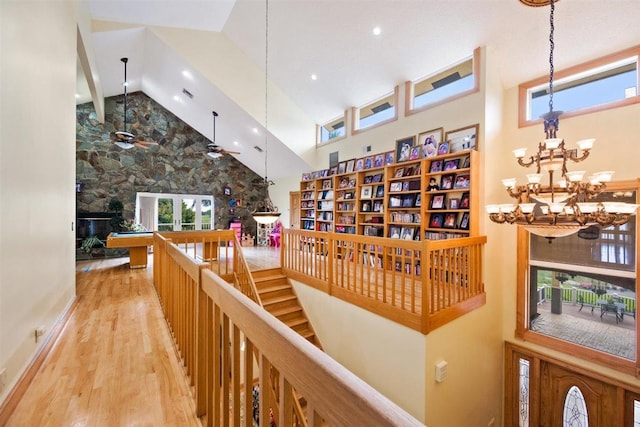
<box><xmin>182</xmin><ymin>70</ymin><xmax>193</xmax><ymax>79</ymax></box>
<box><xmin>253</xmin><ymin>128</ymin><xmax>259</xmax><ymax>134</ymax></box>
<box><xmin>75</xmin><ymin>93</ymin><xmax>80</xmax><ymax>98</ymax></box>
<box><xmin>173</xmin><ymin>95</ymin><xmax>180</xmax><ymax>102</ymax></box>
<box><xmin>233</xmin><ymin>141</ymin><xmax>239</xmax><ymax>146</ymax></box>
<box><xmin>372</xmin><ymin>26</ymin><xmax>382</xmax><ymax>36</ymax></box>
<box><xmin>311</xmin><ymin>74</ymin><xmax>318</xmax><ymax>81</ymax></box>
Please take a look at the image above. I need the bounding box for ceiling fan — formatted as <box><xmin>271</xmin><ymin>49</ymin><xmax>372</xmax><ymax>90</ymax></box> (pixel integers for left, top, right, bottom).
<box><xmin>207</xmin><ymin>111</ymin><xmax>240</xmax><ymax>158</ymax></box>
<box><xmin>114</xmin><ymin>57</ymin><xmax>158</xmax><ymax>150</ymax></box>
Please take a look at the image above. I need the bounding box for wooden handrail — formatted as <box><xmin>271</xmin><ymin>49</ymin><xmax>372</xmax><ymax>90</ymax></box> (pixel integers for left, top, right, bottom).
<box><xmin>281</xmin><ymin>229</ymin><xmax>487</xmax><ymax>334</ymax></box>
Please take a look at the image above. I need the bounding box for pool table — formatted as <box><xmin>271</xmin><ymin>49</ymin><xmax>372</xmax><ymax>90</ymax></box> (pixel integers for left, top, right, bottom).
<box><xmin>106</xmin><ymin>232</ymin><xmax>154</xmax><ymax>269</ymax></box>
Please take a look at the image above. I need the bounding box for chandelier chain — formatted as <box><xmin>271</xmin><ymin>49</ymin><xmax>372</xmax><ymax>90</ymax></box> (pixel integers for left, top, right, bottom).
<box><xmin>264</xmin><ymin>0</ymin><xmax>269</xmax><ymax>183</ymax></box>
<box><xmin>548</xmin><ymin>0</ymin><xmax>555</xmax><ymax>113</ymax></box>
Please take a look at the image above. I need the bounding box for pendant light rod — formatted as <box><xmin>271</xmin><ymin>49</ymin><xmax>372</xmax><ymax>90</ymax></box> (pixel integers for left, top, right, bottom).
<box><xmin>264</xmin><ymin>0</ymin><xmax>269</xmax><ymax>183</ymax></box>
<box><xmin>547</xmin><ymin>0</ymin><xmax>555</xmax><ymax>114</ymax></box>
<box><xmin>212</xmin><ymin>111</ymin><xmax>218</xmax><ymax>144</ymax></box>
<box><xmin>121</xmin><ymin>57</ymin><xmax>128</xmax><ymax>133</ymax></box>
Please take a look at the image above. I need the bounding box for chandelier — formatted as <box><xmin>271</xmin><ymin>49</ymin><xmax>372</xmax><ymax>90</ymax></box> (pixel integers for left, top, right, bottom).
<box><xmin>486</xmin><ymin>0</ymin><xmax>638</xmax><ymax>238</ymax></box>
<box><xmin>251</xmin><ymin>0</ymin><xmax>281</xmax><ymax>225</ymax></box>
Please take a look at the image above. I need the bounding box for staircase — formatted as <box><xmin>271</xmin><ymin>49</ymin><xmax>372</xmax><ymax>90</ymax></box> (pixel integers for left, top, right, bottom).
<box><xmin>253</xmin><ymin>268</ymin><xmax>322</xmax><ymax>349</ymax></box>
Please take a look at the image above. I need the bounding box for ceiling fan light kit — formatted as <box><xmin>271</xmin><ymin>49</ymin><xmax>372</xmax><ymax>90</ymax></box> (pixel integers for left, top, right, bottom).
<box><xmin>206</xmin><ymin>111</ymin><xmax>240</xmax><ymax>158</ymax></box>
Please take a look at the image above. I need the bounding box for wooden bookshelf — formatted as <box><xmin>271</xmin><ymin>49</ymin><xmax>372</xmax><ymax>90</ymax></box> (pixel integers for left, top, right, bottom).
<box><xmin>357</xmin><ymin>166</ymin><xmax>385</xmax><ymax>237</ymax></box>
<box><xmin>300</xmin><ymin>180</ymin><xmax>316</xmax><ymax>231</ymax></box>
<box><xmin>335</xmin><ymin>172</ymin><xmax>357</xmax><ymax>234</ymax></box>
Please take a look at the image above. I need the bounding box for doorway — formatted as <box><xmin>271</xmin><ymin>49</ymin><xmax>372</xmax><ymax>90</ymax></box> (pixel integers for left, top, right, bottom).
<box><xmin>135</xmin><ymin>192</ymin><xmax>214</xmax><ymax>232</ymax></box>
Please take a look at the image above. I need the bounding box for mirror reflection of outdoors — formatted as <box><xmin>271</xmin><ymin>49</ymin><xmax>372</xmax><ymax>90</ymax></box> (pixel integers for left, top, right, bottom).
<box><xmin>528</xmin><ymin>191</ymin><xmax>636</xmax><ymax>361</ymax></box>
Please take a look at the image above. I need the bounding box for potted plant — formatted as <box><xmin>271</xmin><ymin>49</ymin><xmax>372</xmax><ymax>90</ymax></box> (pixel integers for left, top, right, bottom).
<box><xmin>81</xmin><ymin>235</ymin><xmax>105</xmax><ymax>257</ymax></box>
<box><xmin>108</xmin><ymin>198</ymin><xmax>125</xmax><ymax>232</ymax></box>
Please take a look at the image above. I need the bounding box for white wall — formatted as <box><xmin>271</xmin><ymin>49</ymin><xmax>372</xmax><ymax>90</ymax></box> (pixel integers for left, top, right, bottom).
<box><xmin>0</xmin><ymin>1</ymin><xmax>77</xmax><ymax>403</ymax></box>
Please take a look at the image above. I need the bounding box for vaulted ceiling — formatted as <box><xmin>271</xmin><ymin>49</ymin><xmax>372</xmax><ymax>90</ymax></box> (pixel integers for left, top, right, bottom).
<box><xmin>77</xmin><ymin>0</ymin><xmax>640</xmax><ymax>179</ymax></box>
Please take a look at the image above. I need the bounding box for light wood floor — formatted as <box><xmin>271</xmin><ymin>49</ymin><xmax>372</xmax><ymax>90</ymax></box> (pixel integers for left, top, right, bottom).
<box><xmin>5</xmin><ymin>246</ymin><xmax>280</xmax><ymax>426</ymax></box>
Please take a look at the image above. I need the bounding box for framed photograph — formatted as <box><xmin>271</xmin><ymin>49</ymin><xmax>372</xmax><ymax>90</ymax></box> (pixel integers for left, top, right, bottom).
<box><xmin>409</xmin><ymin>146</ymin><xmax>421</xmax><ymax>160</ymax></box>
<box><xmin>389</xmin><ymin>182</ymin><xmax>402</xmax><ymax>192</ymax></box>
<box><xmin>449</xmin><ymin>198</ymin><xmax>460</xmax><ymax>209</ymax></box>
<box><xmin>348</xmin><ymin>178</ymin><xmax>356</xmax><ymax>188</ymax></box>
<box><xmin>440</xmin><ymin>174</ymin><xmax>455</xmax><ymax>190</ymax></box>
<box><xmin>453</xmin><ymin>173</ymin><xmax>470</xmax><ymax>189</ymax></box>
<box><xmin>338</xmin><ymin>161</ymin><xmax>346</xmax><ymax>175</ymax></box>
<box><xmin>459</xmin><ymin>212</ymin><xmax>470</xmax><ymax>230</ymax></box>
<box><xmin>373</xmin><ymin>200</ymin><xmax>383</xmax><ymax>212</ymax></box>
<box><xmin>460</xmin><ymin>192</ymin><xmax>470</xmax><ymax>209</ymax></box>
<box><xmin>429</xmin><ymin>213</ymin><xmax>444</xmax><ymax>228</ymax></box>
<box><xmin>322</xmin><ymin>169</ymin><xmax>329</xmax><ymax>177</ymax></box>
<box><xmin>302</xmin><ymin>173</ymin><xmax>311</xmax><ymax>181</ymax></box>
<box><xmin>427</xmin><ymin>177</ymin><xmax>440</xmax><ymax>191</ymax></box>
<box><xmin>372</xmin><ymin>173</ymin><xmax>383</xmax><ymax>183</ymax></box>
<box><xmin>338</xmin><ymin>177</ymin><xmax>349</xmax><ymax>188</ymax></box>
<box><xmin>401</xmin><ymin>227</ymin><xmax>415</xmax><ymax>240</ymax></box>
<box><xmin>402</xmin><ymin>181</ymin><xmax>410</xmax><ymax>191</ymax></box>
<box><xmin>446</xmin><ymin>124</ymin><xmax>479</xmax><ymax>153</ymax></box>
<box><xmin>329</xmin><ymin>166</ymin><xmax>338</xmax><ymax>176</ymax></box>
<box><xmin>364</xmin><ymin>175</ymin><xmax>373</xmax><ymax>184</ymax></box>
<box><xmin>361</xmin><ymin>200</ymin><xmax>372</xmax><ymax>212</ymax></box>
<box><xmin>223</xmin><ymin>186</ymin><xmax>231</xmax><ymax>196</ymax></box>
<box><xmin>418</xmin><ymin>127</ymin><xmax>444</xmax><ymax>158</ymax></box>
<box><xmin>360</xmin><ymin>185</ymin><xmax>373</xmax><ymax>199</ymax></box>
<box><xmin>401</xmin><ymin>195</ymin><xmax>414</xmax><ymax>207</ymax></box>
<box><xmin>461</xmin><ymin>156</ymin><xmax>471</xmax><ymax>169</ymax></box>
<box><xmin>430</xmin><ymin>194</ymin><xmax>446</xmax><ymax>209</ymax></box>
<box><xmin>429</xmin><ymin>160</ymin><xmax>443</xmax><ymax>173</ymax></box>
<box><xmin>443</xmin><ymin>159</ymin><xmax>459</xmax><ymax>171</ymax></box>
<box><xmin>322</xmin><ymin>179</ymin><xmax>332</xmax><ymax>189</ymax></box>
<box><xmin>389</xmin><ymin>226</ymin><xmax>401</xmax><ymax>239</ymax></box>
<box><xmin>236</xmin><ymin>198</ymin><xmax>243</xmax><ymax>207</ymax></box>
<box><xmin>415</xmin><ymin>193</ymin><xmax>421</xmax><ymax>207</ymax></box>
<box><xmin>404</xmin><ymin>166</ymin><xmax>414</xmax><ymax>177</ymax></box>
<box><xmin>364</xmin><ymin>156</ymin><xmax>374</xmax><ymax>170</ymax></box>
<box><xmin>374</xmin><ymin>154</ymin><xmax>384</xmax><ymax>168</ymax></box>
<box><xmin>346</xmin><ymin>159</ymin><xmax>356</xmax><ymax>173</ymax></box>
<box><xmin>437</xmin><ymin>141</ymin><xmax>450</xmax><ymax>156</ymax></box>
<box><xmin>355</xmin><ymin>158</ymin><xmax>365</xmax><ymax>171</ymax></box>
<box><xmin>385</xmin><ymin>151</ymin><xmax>395</xmax><ymax>166</ymax></box>
<box><xmin>394</xmin><ymin>167</ymin><xmax>405</xmax><ymax>178</ymax></box>
<box><xmin>395</xmin><ymin>136</ymin><xmax>416</xmax><ymax>163</ymax></box>
<box><xmin>443</xmin><ymin>213</ymin><xmax>457</xmax><ymax>229</ymax></box>
<box><xmin>389</xmin><ymin>196</ymin><xmax>402</xmax><ymax>207</ymax></box>
<box><xmin>375</xmin><ymin>185</ymin><xmax>385</xmax><ymax>197</ymax></box>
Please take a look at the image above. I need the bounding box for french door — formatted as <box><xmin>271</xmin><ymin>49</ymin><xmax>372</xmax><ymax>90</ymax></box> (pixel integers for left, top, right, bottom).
<box><xmin>135</xmin><ymin>192</ymin><xmax>214</xmax><ymax>231</ymax></box>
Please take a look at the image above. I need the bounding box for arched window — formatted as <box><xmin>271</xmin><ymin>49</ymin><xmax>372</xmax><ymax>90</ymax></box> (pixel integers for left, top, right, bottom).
<box><xmin>563</xmin><ymin>386</ymin><xmax>589</xmax><ymax>427</ymax></box>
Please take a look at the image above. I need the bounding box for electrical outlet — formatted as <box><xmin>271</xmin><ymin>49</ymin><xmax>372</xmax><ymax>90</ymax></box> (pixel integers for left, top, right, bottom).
<box><xmin>0</xmin><ymin>368</ymin><xmax>7</xmax><ymax>394</ymax></box>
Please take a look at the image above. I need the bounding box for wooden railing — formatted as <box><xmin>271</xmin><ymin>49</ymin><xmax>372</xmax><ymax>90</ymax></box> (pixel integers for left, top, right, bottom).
<box><xmin>152</xmin><ymin>230</ymin><xmax>424</xmax><ymax>426</ymax></box>
<box><xmin>281</xmin><ymin>229</ymin><xmax>487</xmax><ymax>334</ymax></box>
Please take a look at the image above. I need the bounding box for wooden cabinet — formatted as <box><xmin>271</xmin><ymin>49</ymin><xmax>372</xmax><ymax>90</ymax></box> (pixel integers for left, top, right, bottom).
<box><xmin>298</xmin><ymin>149</ymin><xmax>478</xmax><ymax>240</ymax></box>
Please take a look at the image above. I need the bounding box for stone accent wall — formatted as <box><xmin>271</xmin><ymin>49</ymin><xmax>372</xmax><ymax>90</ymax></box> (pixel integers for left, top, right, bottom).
<box><xmin>76</xmin><ymin>91</ymin><xmax>264</xmax><ymax>237</ymax></box>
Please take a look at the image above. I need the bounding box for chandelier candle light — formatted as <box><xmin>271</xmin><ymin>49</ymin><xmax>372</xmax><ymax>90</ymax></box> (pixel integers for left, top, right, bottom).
<box><xmin>251</xmin><ymin>0</ymin><xmax>281</xmax><ymax>225</ymax></box>
<box><xmin>486</xmin><ymin>0</ymin><xmax>638</xmax><ymax>238</ymax></box>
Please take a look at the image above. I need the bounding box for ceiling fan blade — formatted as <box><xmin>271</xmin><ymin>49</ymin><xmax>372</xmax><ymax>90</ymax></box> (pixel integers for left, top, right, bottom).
<box><xmin>137</xmin><ymin>140</ymin><xmax>158</xmax><ymax>146</ymax></box>
<box><xmin>223</xmin><ymin>150</ymin><xmax>241</xmax><ymax>155</ymax></box>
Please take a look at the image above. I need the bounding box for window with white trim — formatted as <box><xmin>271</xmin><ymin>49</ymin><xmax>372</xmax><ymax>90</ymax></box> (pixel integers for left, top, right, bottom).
<box><xmin>317</xmin><ymin>113</ymin><xmax>347</xmax><ymax>145</ymax></box>
<box><xmin>351</xmin><ymin>87</ymin><xmax>398</xmax><ymax>134</ymax></box>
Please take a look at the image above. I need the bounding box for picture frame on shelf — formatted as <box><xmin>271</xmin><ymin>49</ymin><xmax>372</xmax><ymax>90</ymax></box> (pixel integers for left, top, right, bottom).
<box><xmin>460</xmin><ymin>192</ymin><xmax>470</xmax><ymax>209</ymax></box>
<box><xmin>389</xmin><ymin>196</ymin><xmax>402</xmax><ymax>208</ymax></box>
<box><xmin>355</xmin><ymin>158</ymin><xmax>365</xmax><ymax>171</ymax></box>
<box><xmin>322</xmin><ymin>169</ymin><xmax>329</xmax><ymax>177</ymax></box>
<box><xmin>459</xmin><ymin>212</ymin><xmax>470</xmax><ymax>230</ymax></box>
<box><xmin>373</xmin><ymin>200</ymin><xmax>383</xmax><ymax>212</ymax></box>
<box><xmin>338</xmin><ymin>161</ymin><xmax>346</xmax><ymax>174</ymax></box>
<box><xmin>375</xmin><ymin>185</ymin><xmax>385</xmax><ymax>197</ymax></box>
<box><xmin>394</xmin><ymin>167</ymin><xmax>404</xmax><ymax>178</ymax></box>
<box><xmin>348</xmin><ymin>178</ymin><xmax>356</xmax><ymax>188</ymax></box>
<box><xmin>389</xmin><ymin>226</ymin><xmax>401</xmax><ymax>239</ymax></box>
<box><xmin>389</xmin><ymin>182</ymin><xmax>402</xmax><ymax>192</ymax></box>
<box><xmin>364</xmin><ymin>175</ymin><xmax>373</xmax><ymax>184</ymax></box>
<box><xmin>402</xmin><ymin>181</ymin><xmax>410</xmax><ymax>191</ymax></box>
<box><xmin>385</xmin><ymin>151</ymin><xmax>395</xmax><ymax>166</ymax></box>
<box><xmin>395</xmin><ymin>135</ymin><xmax>416</xmax><ymax>163</ymax></box>
<box><xmin>440</xmin><ymin>174</ymin><xmax>455</xmax><ymax>190</ymax></box>
<box><xmin>338</xmin><ymin>177</ymin><xmax>349</xmax><ymax>188</ymax></box>
<box><xmin>409</xmin><ymin>146</ymin><xmax>421</xmax><ymax>160</ymax></box>
<box><xmin>437</xmin><ymin>141</ymin><xmax>450</xmax><ymax>156</ymax></box>
<box><xmin>403</xmin><ymin>166</ymin><xmax>415</xmax><ymax>177</ymax></box>
<box><xmin>330</xmin><ymin>166</ymin><xmax>339</xmax><ymax>175</ymax></box>
<box><xmin>372</xmin><ymin>173</ymin><xmax>383</xmax><ymax>183</ymax></box>
<box><xmin>429</xmin><ymin>213</ymin><xmax>444</xmax><ymax>228</ymax></box>
<box><xmin>430</xmin><ymin>194</ymin><xmax>445</xmax><ymax>209</ymax></box>
<box><xmin>446</xmin><ymin>124</ymin><xmax>479</xmax><ymax>153</ymax></box>
<box><xmin>429</xmin><ymin>160</ymin><xmax>443</xmax><ymax>173</ymax></box>
<box><xmin>443</xmin><ymin>159</ymin><xmax>459</xmax><ymax>171</ymax></box>
<box><xmin>419</xmin><ymin>127</ymin><xmax>444</xmax><ymax>158</ymax></box>
<box><xmin>361</xmin><ymin>200</ymin><xmax>372</xmax><ymax>212</ymax></box>
<box><xmin>415</xmin><ymin>193</ymin><xmax>422</xmax><ymax>207</ymax></box>
<box><xmin>427</xmin><ymin>177</ymin><xmax>440</xmax><ymax>191</ymax></box>
<box><xmin>360</xmin><ymin>185</ymin><xmax>373</xmax><ymax>199</ymax></box>
<box><xmin>443</xmin><ymin>213</ymin><xmax>457</xmax><ymax>229</ymax></box>
<box><xmin>449</xmin><ymin>198</ymin><xmax>460</xmax><ymax>209</ymax></box>
<box><xmin>302</xmin><ymin>173</ymin><xmax>311</xmax><ymax>181</ymax></box>
<box><xmin>364</xmin><ymin>156</ymin><xmax>373</xmax><ymax>170</ymax></box>
<box><xmin>401</xmin><ymin>227</ymin><xmax>415</xmax><ymax>240</ymax></box>
<box><xmin>401</xmin><ymin>194</ymin><xmax>414</xmax><ymax>207</ymax></box>
<box><xmin>374</xmin><ymin>154</ymin><xmax>384</xmax><ymax>168</ymax></box>
<box><xmin>453</xmin><ymin>173</ymin><xmax>470</xmax><ymax>189</ymax></box>
<box><xmin>346</xmin><ymin>159</ymin><xmax>356</xmax><ymax>173</ymax></box>
<box><xmin>461</xmin><ymin>156</ymin><xmax>471</xmax><ymax>169</ymax></box>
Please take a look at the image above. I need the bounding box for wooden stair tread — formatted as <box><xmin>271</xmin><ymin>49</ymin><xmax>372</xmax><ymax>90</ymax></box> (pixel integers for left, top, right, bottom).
<box><xmin>262</xmin><ymin>294</ymin><xmax>297</xmax><ymax>305</ymax></box>
<box><xmin>257</xmin><ymin>283</ymin><xmax>291</xmax><ymax>294</ymax></box>
<box><xmin>268</xmin><ymin>305</ymin><xmax>303</xmax><ymax>317</ymax></box>
<box><xmin>253</xmin><ymin>274</ymin><xmax>287</xmax><ymax>283</ymax></box>
<box><xmin>284</xmin><ymin>317</ymin><xmax>308</xmax><ymax>328</ymax></box>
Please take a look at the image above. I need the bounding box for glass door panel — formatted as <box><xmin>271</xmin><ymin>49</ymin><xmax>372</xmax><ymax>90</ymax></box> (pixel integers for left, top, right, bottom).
<box><xmin>201</xmin><ymin>199</ymin><xmax>212</xmax><ymax>230</ymax></box>
<box><xmin>180</xmin><ymin>198</ymin><xmax>196</xmax><ymax>231</ymax></box>
<box><xmin>157</xmin><ymin>197</ymin><xmax>174</xmax><ymax>231</ymax></box>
